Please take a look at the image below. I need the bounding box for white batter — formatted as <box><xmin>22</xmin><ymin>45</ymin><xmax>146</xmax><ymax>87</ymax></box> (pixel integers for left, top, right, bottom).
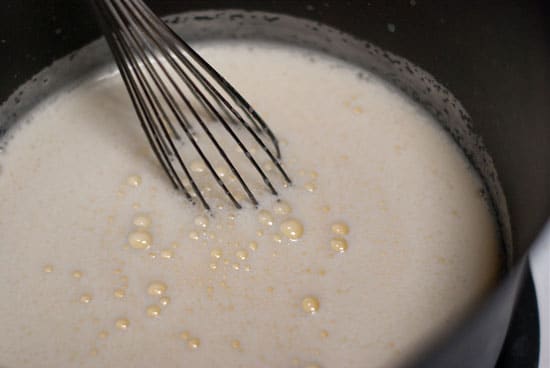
<box><xmin>0</xmin><ymin>41</ymin><xmax>500</xmax><ymax>368</ymax></box>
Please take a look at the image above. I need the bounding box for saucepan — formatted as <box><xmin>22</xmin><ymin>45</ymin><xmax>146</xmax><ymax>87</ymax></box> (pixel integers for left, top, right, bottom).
<box><xmin>0</xmin><ymin>1</ymin><xmax>548</xmax><ymax>367</ymax></box>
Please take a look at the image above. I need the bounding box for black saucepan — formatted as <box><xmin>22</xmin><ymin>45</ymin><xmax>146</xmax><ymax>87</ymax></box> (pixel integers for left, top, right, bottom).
<box><xmin>0</xmin><ymin>1</ymin><xmax>548</xmax><ymax>367</ymax></box>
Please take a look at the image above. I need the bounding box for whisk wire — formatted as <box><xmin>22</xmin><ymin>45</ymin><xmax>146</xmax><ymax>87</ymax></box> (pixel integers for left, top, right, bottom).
<box><xmin>97</xmin><ymin>0</ymin><xmax>210</xmax><ymax>208</ymax></box>
<box><xmin>108</xmin><ymin>0</ymin><xmax>239</xmax><ymax>209</ymax></box>
<box><xmin>92</xmin><ymin>0</ymin><xmax>194</xmax><ymax>203</ymax></box>
<box><xmin>92</xmin><ymin>0</ymin><xmax>292</xmax><ymax>210</ymax></box>
<box><xmin>117</xmin><ymin>1</ymin><xmax>259</xmax><ymax>208</ymax></box>
<box><xmin>124</xmin><ymin>0</ymin><xmax>271</xmax><ymax>201</ymax></box>
<box><xmin>133</xmin><ymin>0</ymin><xmax>292</xmax><ymax>185</ymax></box>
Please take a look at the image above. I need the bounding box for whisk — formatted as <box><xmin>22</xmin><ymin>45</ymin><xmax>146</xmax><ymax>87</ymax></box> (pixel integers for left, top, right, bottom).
<box><xmin>91</xmin><ymin>0</ymin><xmax>291</xmax><ymax>211</ymax></box>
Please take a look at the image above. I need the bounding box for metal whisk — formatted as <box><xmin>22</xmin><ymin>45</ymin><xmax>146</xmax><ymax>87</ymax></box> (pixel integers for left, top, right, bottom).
<box><xmin>91</xmin><ymin>0</ymin><xmax>291</xmax><ymax>210</ymax></box>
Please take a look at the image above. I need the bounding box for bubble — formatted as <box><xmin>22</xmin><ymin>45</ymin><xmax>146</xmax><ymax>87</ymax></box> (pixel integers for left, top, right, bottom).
<box><xmin>280</xmin><ymin>219</ymin><xmax>304</xmax><ymax>240</ymax></box>
<box><xmin>258</xmin><ymin>210</ymin><xmax>274</xmax><ymax>226</ymax></box>
<box><xmin>133</xmin><ymin>215</ymin><xmax>152</xmax><ymax>227</ymax></box>
<box><xmin>330</xmin><ymin>238</ymin><xmax>348</xmax><ymax>253</ymax></box>
<box><xmin>210</xmin><ymin>249</ymin><xmax>223</xmax><ymax>259</ymax></box>
<box><xmin>331</xmin><ymin>223</ymin><xmax>349</xmax><ymax>235</ymax></box>
<box><xmin>159</xmin><ymin>296</ymin><xmax>170</xmax><ymax>307</ymax></box>
<box><xmin>126</xmin><ymin>175</ymin><xmax>142</xmax><ymax>187</ymax></box>
<box><xmin>115</xmin><ymin>318</ymin><xmax>130</xmax><ymax>330</ymax></box>
<box><xmin>114</xmin><ymin>288</ymin><xmax>126</xmax><ymax>298</ymax></box>
<box><xmin>146</xmin><ymin>305</ymin><xmax>161</xmax><ymax>318</ymax></box>
<box><xmin>304</xmin><ymin>182</ymin><xmax>317</xmax><ymax>192</ymax></box>
<box><xmin>215</xmin><ymin>166</ymin><xmax>228</xmax><ymax>177</ymax></box>
<box><xmin>188</xmin><ymin>337</ymin><xmax>201</xmax><ymax>349</ymax></box>
<box><xmin>273</xmin><ymin>201</ymin><xmax>292</xmax><ymax>216</ymax></box>
<box><xmin>43</xmin><ymin>265</ymin><xmax>53</xmax><ymax>273</ymax></box>
<box><xmin>160</xmin><ymin>249</ymin><xmax>174</xmax><ymax>259</ymax></box>
<box><xmin>302</xmin><ymin>296</ymin><xmax>320</xmax><ymax>314</ymax></box>
<box><xmin>128</xmin><ymin>230</ymin><xmax>152</xmax><ymax>249</ymax></box>
<box><xmin>194</xmin><ymin>215</ymin><xmax>209</xmax><ymax>228</ymax></box>
<box><xmin>190</xmin><ymin>160</ymin><xmax>206</xmax><ymax>173</ymax></box>
<box><xmin>80</xmin><ymin>294</ymin><xmax>92</xmax><ymax>304</ymax></box>
<box><xmin>147</xmin><ymin>281</ymin><xmax>167</xmax><ymax>296</ymax></box>
<box><xmin>235</xmin><ymin>250</ymin><xmax>248</xmax><ymax>261</ymax></box>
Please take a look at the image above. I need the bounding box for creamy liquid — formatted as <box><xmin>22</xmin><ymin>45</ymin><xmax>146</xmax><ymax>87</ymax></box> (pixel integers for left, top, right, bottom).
<box><xmin>0</xmin><ymin>41</ymin><xmax>500</xmax><ymax>368</ymax></box>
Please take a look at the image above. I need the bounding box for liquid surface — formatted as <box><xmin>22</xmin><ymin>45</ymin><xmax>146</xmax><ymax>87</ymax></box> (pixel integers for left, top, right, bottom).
<box><xmin>0</xmin><ymin>41</ymin><xmax>500</xmax><ymax>368</ymax></box>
